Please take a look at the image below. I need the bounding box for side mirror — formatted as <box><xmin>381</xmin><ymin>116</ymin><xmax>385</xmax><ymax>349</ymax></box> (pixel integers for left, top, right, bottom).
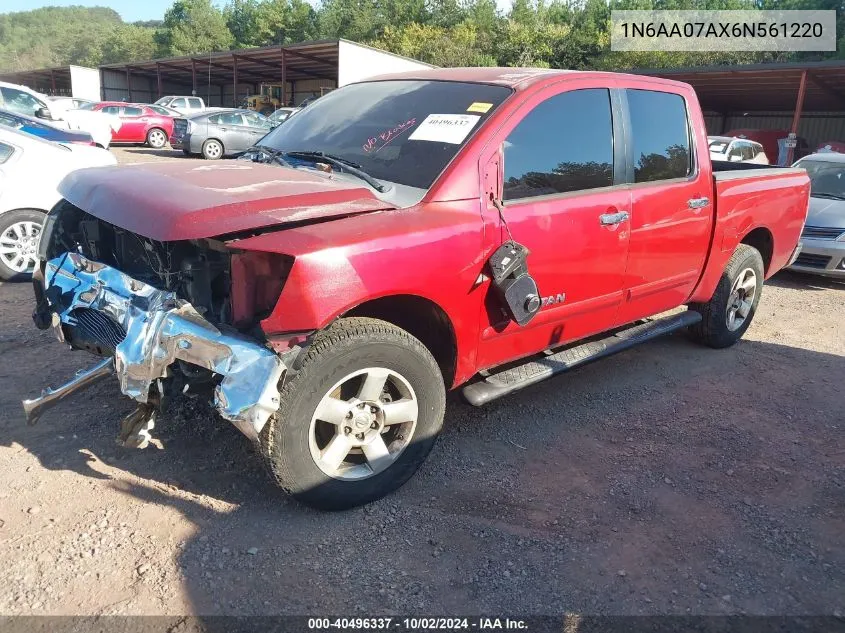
<box><xmin>35</xmin><ymin>107</ymin><xmax>52</xmax><ymax>119</ymax></box>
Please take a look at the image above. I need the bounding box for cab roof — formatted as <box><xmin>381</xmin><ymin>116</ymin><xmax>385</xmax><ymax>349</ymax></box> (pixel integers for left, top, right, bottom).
<box><xmin>359</xmin><ymin>67</ymin><xmax>693</xmax><ymax>92</ymax></box>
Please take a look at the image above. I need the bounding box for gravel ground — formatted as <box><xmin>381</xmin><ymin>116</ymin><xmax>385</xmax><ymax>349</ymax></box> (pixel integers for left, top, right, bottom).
<box><xmin>0</xmin><ymin>146</ymin><xmax>843</xmax><ymax>617</ymax></box>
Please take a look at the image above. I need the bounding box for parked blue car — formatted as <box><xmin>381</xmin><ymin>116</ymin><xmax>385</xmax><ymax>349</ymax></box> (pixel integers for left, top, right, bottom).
<box><xmin>0</xmin><ymin>108</ymin><xmax>94</xmax><ymax>145</ymax></box>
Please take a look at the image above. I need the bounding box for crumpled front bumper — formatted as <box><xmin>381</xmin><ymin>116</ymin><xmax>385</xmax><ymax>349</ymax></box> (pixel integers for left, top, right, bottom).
<box><xmin>39</xmin><ymin>252</ymin><xmax>286</xmax><ymax>440</ymax></box>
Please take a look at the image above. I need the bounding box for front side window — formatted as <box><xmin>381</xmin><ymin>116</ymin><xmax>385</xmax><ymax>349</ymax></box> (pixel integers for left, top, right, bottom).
<box><xmin>503</xmin><ymin>89</ymin><xmax>614</xmax><ymax>201</ymax></box>
<box><xmin>242</xmin><ymin>111</ymin><xmax>270</xmax><ymax>128</ymax></box>
<box><xmin>101</xmin><ymin>105</ymin><xmax>120</xmax><ymax>115</ymax></box>
<box><xmin>171</xmin><ymin>98</ymin><xmax>186</xmax><ymax>108</ymax></box>
<box><xmin>210</xmin><ymin>113</ymin><xmax>244</xmax><ymax>126</ymax></box>
<box><xmin>0</xmin><ymin>87</ymin><xmax>44</xmax><ymax>116</ymax></box>
<box><xmin>627</xmin><ymin>89</ymin><xmax>692</xmax><ymax>182</ymax></box>
<box><xmin>258</xmin><ymin>80</ymin><xmax>512</xmax><ymax>190</ymax></box>
<box><xmin>122</xmin><ymin>106</ymin><xmax>143</xmax><ymax>117</ymax></box>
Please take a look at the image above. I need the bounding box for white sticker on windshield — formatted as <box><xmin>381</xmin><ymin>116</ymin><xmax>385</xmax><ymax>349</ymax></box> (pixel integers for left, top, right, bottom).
<box><xmin>408</xmin><ymin>114</ymin><xmax>481</xmax><ymax>144</ymax></box>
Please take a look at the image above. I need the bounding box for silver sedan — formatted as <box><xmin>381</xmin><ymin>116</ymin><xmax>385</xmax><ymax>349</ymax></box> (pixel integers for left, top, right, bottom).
<box><xmin>170</xmin><ymin>109</ymin><xmax>273</xmax><ymax>160</ymax></box>
<box><xmin>791</xmin><ymin>153</ymin><xmax>845</xmax><ymax>278</ymax></box>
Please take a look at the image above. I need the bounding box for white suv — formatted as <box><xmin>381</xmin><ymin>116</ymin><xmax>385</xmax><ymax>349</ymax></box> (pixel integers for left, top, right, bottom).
<box><xmin>154</xmin><ymin>96</ymin><xmax>206</xmax><ymax>115</ymax></box>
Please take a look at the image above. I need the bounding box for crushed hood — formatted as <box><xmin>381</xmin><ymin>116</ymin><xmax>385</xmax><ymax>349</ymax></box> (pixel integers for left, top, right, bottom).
<box><xmin>58</xmin><ymin>161</ymin><xmax>395</xmax><ymax>241</ymax></box>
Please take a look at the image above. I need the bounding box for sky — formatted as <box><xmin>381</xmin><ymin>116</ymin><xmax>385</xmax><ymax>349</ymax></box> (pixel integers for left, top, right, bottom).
<box><xmin>2</xmin><ymin>0</ymin><xmax>511</xmax><ymax>22</ymax></box>
<box><xmin>3</xmin><ymin>0</ymin><xmax>228</xmax><ymax>23</ymax></box>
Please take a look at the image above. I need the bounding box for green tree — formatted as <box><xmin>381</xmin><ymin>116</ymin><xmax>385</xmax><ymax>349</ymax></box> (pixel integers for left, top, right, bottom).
<box><xmin>100</xmin><ymin>24</ymin><xmax>158</xmax><ymax>65</ymax></box>
<box><xmin>154</xmin><ymin>0</ymin><xmax>233</xmax><ymax>57</ymax></box>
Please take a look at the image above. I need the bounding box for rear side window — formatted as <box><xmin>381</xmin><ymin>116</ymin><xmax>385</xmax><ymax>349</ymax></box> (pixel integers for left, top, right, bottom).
<box><xmin>122</xmin><ymin>106</ymin><xmax>143</xmax><ymax>116</ymax></box>
<box><xmin>188</xmin><ymin>98</ymin><xmax>202</xmax><ymax>109</ymax></box>
<box><xmin>504</xmin><ymin>89</ymin><xmax>614</xmax><ymax>201</ymax></box>
<box><xmin>626</xmin><ymin>89</ymin><xmax>692</xmax><ymax>182</ymax></box>
<box><xmin>209</xmin><ymin>113</ymin><xmax>243</xmax><ymax>125</ymax></box>
<box><xmin>0</xmin><ymin>142</ymin><xmax>14</xmax><ymax>164</ymax></box>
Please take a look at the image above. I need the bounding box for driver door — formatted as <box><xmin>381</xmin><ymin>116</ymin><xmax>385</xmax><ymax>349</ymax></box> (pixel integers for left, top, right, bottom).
<box><xmin>475</xmin><ymin>83</ymin><xmax>631</xmax><ymax>370</ymax></box>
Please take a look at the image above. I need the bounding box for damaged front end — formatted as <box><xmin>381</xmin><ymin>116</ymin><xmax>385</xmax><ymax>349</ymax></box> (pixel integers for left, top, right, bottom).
<box><xmin>24</xmin><ymin>204</ymin><xmax>294</xmax><ymax>442</ymax></box>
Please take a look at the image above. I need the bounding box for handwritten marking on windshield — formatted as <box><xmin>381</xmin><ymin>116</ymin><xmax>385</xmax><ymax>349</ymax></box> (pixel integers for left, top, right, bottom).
<box><xmin>363</xmin><ymin>118</ymin><xmax>417</xmax><ymax>154</ymax></box>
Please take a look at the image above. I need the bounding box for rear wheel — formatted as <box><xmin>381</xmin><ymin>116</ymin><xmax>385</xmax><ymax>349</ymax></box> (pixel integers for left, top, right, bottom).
<box><xmin>689</xmin><ymin>244</ymin><xmax>764</xmax><ymax>348</ymax></box>
<box><xmin>202</xmin><ymin>138</ymin><xmax>223</xmax><ymax>160</ymax></box>
<box><xmin>258</xmin><ymin>317</ymin><xmax>446</xmax><ymax>511</ymax></box>
<box><xmin>0</xmin><ymin>209</ymin><xmax>44</xmax><ymax>281</ymax></box>
<box><xmin>146</xmin><ymin>128</ymin><xmax>167</xmax><ymax>149</ymax></box>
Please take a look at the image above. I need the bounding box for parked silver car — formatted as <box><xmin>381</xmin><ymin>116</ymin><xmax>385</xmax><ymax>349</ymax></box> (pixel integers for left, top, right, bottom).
<box><xmin>790</xmin><ymin>152</ymin><xmax>845</xmax><ymax>278</ymax></box>
<box><xmin>170</xmin><ymin>109</ymin><xmax>273</xmax><ymax>159</ymax></box>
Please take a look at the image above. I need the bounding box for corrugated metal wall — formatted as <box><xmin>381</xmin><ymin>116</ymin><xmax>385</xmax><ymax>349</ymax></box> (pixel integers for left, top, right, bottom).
<box><xmin>703</xmin><ymin>111</ymin><xmax>845</xmax><ymax>148</ymax></box>
<box><xmin>102</xmin><ymin>69</ymin><xmax>336</xmax><ymax>107</ymax></box>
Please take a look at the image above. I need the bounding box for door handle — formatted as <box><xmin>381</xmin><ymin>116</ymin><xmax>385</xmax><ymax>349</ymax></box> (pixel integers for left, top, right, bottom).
<box><xmin>688</xmin><ymin>197</ymin><xmax>710</xmax><ymax>209</ymax></box>
<box><xmin>599</xmin><ymin>211</ymin><xmax>630</xmax><ymax>226</ymax></box>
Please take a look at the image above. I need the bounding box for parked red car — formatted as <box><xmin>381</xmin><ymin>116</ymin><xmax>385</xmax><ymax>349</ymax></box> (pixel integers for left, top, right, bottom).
<box><xmin>27</xmin><ymin>68</ymin><xmax>809</xmax><ymax>510</ymax></box>
<box><xmin>85</xmin><ymin>102</ymin><xmax>175</xmax><ymax>148</ymax></box>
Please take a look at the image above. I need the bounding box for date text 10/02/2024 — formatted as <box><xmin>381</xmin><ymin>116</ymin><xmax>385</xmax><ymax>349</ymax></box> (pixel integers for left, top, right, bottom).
<box><xmin>307</xmin><ymin>618</ymin><xmax>529</xmax><ymax>630</ymax></box>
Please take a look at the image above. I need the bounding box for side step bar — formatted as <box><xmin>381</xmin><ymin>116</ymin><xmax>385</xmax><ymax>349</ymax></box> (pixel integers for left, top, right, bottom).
<box><xmin>462</xmin><ymin>310</ymin><xmax>702</xmax><ymax>406</ymax></box>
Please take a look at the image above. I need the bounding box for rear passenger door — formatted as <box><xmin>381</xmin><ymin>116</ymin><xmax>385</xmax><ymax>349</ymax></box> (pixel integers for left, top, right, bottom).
<box><xmin>119</xmin><ymin>106</ymin><xmax>145</xmax><ymax>142</ymax></box>
<box><xmin>475</xmin><ymin>83</ymin><xmax>632</xmax><ymax>369</ymax></box>
<box><xmin>616</xmin><ymin>88</ymin><xmax>712</xmax><ymax>325</ymax></box>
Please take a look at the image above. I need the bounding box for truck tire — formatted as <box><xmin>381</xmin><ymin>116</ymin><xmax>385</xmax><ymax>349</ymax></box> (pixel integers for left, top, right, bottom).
<box><xmin>258</xmin><ymin>317</ymin><xmax>446</xmax><ymax>511</ymax></box>
<box><xmin>0</xmin><ymin>209</ymin><xmax>44</xmax><ymax>281</ymax></box>
<box><xmin>688</xmin><ymin>244</ymin><xmax>764</xmax><ymax>348</ymax></box>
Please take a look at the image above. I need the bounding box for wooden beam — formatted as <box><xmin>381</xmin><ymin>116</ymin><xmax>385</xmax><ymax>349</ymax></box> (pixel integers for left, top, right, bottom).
<box><xmin>281</xmin><ymin>49</ymin><xmax>287</xmax><ymax>106</ymax></box>
<box><xmin>807</xmin><ymin>72</ymin><xmax>845</xmax><ymax>107</ymax></box>
<box><xmin>125</xmin><ymin>67</ymin><xmax>133</xmax><ymax>102</ymax></box>
<box><xmin>787</xmin><ymin>70</ymin><xmax>808</xmax><ymax>165</ymax></box>
<box><xmin>233</xmin><ymin>55</ymin><xmax>238</xmax><ymax>108</ymax></box>
<box><xmin>281</xmin><ymin>47</ymin><xmax>336</xmax><ymax>68</ymax></box>
<box><xmin>156</xmin><ymin>62</ymin><xmax>162</xmax><ymax>99</ymax></box>
<box><xmin>191</xmin><ymin>59</ymin><xmax>197</xmax><ymax>96</ymax></box>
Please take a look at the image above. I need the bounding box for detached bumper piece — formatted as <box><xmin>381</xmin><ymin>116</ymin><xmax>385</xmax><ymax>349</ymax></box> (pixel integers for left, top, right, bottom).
<box><xmin>26</xmin><ymin>253</ymin><xmax>285</xmax><ymax>440</ymax></box>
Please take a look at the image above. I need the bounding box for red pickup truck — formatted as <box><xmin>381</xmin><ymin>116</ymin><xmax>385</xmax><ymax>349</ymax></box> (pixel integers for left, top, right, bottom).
<box><xmin>25</xmin><ymin>68</ymin><xmax>809</xmax><ymax>510</ymax></box>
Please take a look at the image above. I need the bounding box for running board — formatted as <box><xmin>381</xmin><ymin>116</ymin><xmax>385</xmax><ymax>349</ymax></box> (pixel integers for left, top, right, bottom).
<box><xmin>462</xmin><ymin>311</ymin><xmax>702</xmax><ymax>406</ymax></box>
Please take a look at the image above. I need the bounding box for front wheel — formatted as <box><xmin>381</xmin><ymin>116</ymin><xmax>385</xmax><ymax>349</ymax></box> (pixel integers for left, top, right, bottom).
<box><xmin>689</xmin><ymin>243</ymin><xmax>764</xmax><ymax>348</ymax></box>
<box><xmin>0</xmin><ymin>209</ymin><xmax>44</xmax><ymax>281</ymax></box>
<box><xmin>258</xmin><ymin>317</ymin><xmax>446</xmax><ymax>511</ymax></box>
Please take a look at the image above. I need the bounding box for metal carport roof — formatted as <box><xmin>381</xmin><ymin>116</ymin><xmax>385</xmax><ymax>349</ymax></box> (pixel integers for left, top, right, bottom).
<box><xmin>99</xmin><ymin>39</ymin><xmax>343</xmax><ymax>95</ymax></box>
<box><xmin>640</xmin><ymin>60</ymin><xmax>845</xmax><ymax>112</ymax></box>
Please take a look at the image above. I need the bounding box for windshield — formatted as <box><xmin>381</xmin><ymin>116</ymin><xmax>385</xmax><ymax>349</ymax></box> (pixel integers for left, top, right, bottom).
<box><xmin>796</xmin><ymin>159</ymin><xmax>845</xmax><ymax>198</ymax></box>
<box><xmin>257</xmin><ymin>80</ymin><xmax>512</xmax><ymax>190</ymax></box>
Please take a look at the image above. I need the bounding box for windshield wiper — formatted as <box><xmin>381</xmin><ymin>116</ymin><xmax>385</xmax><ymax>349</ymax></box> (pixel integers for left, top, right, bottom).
<box><xmin>248</xmin><ymin>144</ymin><xmax>293</xmax><ymax>168</ymax></box>
<box><xmin>812</xmin><ymin>192</ymin><xmax>845</xmax><ymax>200</ymax></box>
<box><xmin>283</xmin><ymin>150</ymin><xmax>388</xmax><ymax>193</ymax></box>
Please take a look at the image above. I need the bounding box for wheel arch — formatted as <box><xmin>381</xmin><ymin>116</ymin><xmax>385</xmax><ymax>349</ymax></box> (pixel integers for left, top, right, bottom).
<box><xmin>343</xmin><ymin>294</ymin><xmax>458</xmax><ymax>388</ymax></box>
<box><xmin>739</xmin><ymin>226</ymin><xmax>774</xmax><ymax>275</ymax></box>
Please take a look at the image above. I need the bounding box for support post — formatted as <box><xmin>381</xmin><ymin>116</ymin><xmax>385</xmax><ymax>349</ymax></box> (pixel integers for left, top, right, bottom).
<box><xmin>280</xmin><ymin>48</ymin><xmax>287</xmax><ymax>106</ymax></box>
<box><xmin>125</xmin><ymin>67</ymin><xmax>133</xmax><ymax>102</ymax></box>
<box><xmin>49</xmin><ymin>69</ymin><xmax>56</xmax><ymax>94</ymax></box>
<box><xmin>156</xmin><ymin>62</ymin><xmax>163</xmax><ymax>100</ymax></box>
<box><xmin>787</xmin><ymin>70</ymin><xmax>808</xmax><ymax>165</ymax></box>
<box><xmin>233</xmin><ymin>55</ymin><xmax>239</xmax><ymax>108</ymax></box>
<box><xmin>191</xmin><ymin>59</ymin><xmax>197</xmax><ymax>96</ymax></box>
